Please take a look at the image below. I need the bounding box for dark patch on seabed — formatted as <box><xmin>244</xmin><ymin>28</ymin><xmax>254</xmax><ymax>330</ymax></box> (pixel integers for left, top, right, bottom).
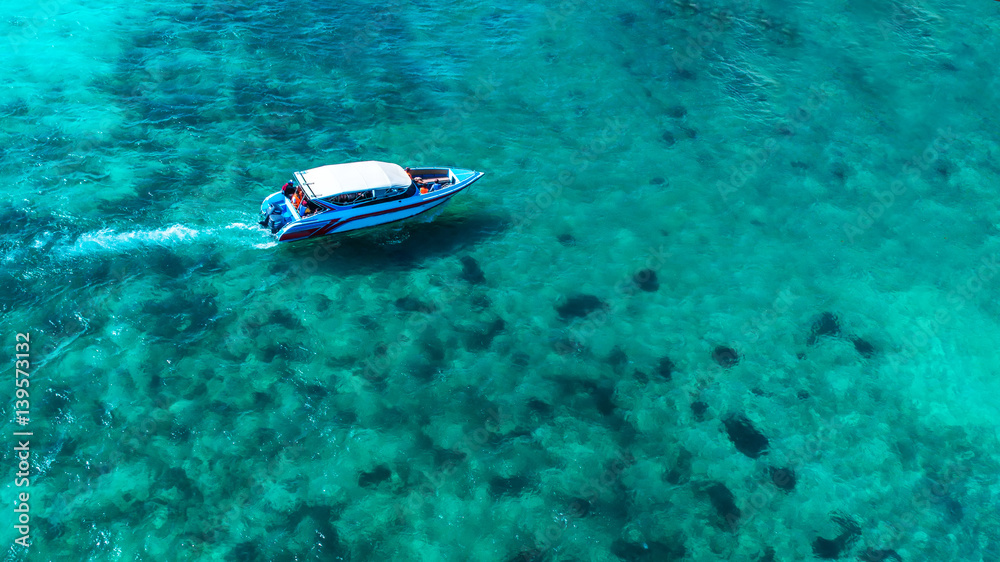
<box><xmin>655</xmin><ymin>356</ymin><xmax>675</xmax><ymax>380</ymax></box>
<box><xmin>808</xmin><ymin>311</ymin><xmax>841</xmax><ymax>344</ymax></box>
<box><xmin>489</xmin><ymin>474</ymin><xmax>535</xmax><ymax>498</ymax></box>
<box><xmin>723</xmin><ymin>414</ymin><xmax>769</xmax><ymax>458</ymax></box>
<box><xmin>460</xmin><ymin>255</ymin><xmax>486</xmax><ymax>284</ymax></box>
<box><xmin>358</xmin><ymin>465</ymin><xmax>392</xmax><ymax>487</ymax></box>
<box><xmin>812</xmin><ymin>514</ymin><xmax>861</xmax><ymax>559</ymax></box>
<box><xmin>7</xmin><ymin>0</ymin><xmax>999</xmax><ymax>559</ymax></box>
<box><xmin>769</xmin><ymin>466</ymin><xmax>796</xmax><ymax>491</ymax></box>
<box><xmin>632</xmin><ymin>268</ymin><xmax>659</xmax><ymax>291</ymax></box>
<box><xmin>712</xmin><ymin>345</ymin><xmax>739</xmax><ymax>367</ymax></box>
<box><xmin>690</xmin><ymin>401</ymin><xmax>709</xmax><ymax>421</ymax></box>
<box><xmin>704</xmin><ymin>482</ymin><xmax>741</xmax><ymax>528</ymax></box>
<box><xmin>557</xmin><ymin>233</ymin><xmax>576</xmax><ymax>245</ymax></box>
<box><xmin>91</xmin><ymin>0</ymin><xmax>444</xmax><ymax>195</ymax></box>
<box><xmin>556</xmin><ymin>294</ymin><xmax>607</xmax><ymax>319</ymax></box>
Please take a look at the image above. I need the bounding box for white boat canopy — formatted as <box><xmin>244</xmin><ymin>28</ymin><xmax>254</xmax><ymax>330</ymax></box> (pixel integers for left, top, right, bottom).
<box><xmin>294</xmin><ymin>161</ymin><xmax>412</xmax><ymax>199</ymax></box>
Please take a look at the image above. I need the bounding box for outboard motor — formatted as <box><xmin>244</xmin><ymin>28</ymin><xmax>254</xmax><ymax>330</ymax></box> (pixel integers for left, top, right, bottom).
<box><xmin>260</xmin><ymin>203</ymin><xmax>285</xmax><ymax>231</ymax></box>
<box><xmin>269</xmin><ymin>214</ymin><xmax>287</xmax><ymax>233</ymax></box>
<box><xmin>258</xmin><ymin>203</ymin><xmax>274</xmax><ymax>224</ymax></box>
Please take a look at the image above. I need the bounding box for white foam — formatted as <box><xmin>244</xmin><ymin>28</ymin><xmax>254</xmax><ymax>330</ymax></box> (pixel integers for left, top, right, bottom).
<box><xmin>0</xmin><ymin>240</ymin><xmax>22</xmax><ymax>265</ymax></box>
<box><xmin>65</xmin><ymin>224</ymin><xmax>202</xmax><ymax>255</ymax></box>
<box><xmin>61</xmin><ymin>221</ymin><xmax>276</xmax><ymax>257</ymax></box>
<box><xmin>31</xmin><ymin>230</ymin><xmax>54</xmax><ymax>249</ymax></box>
<box><xmin>224</xmin><ymin>222</ymin><xmax>257</xmax><ymax>230</ymax></box>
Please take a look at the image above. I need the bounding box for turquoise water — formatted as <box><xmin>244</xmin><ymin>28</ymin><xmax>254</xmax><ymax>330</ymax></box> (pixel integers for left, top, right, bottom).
<box><xmin>2</xmin><ymin>0</ymin><xmax>1000</xmax><ymax>559</ymax></box>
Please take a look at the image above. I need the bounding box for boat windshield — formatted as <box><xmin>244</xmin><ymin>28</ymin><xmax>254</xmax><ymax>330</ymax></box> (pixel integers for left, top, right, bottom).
<box><xmin>330</xmin><ymin>190</ymin><xmax>375</xmax><ymax>205</ymax></box>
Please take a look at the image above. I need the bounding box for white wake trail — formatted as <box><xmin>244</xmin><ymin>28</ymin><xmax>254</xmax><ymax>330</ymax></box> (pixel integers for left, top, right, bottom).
<box><xmin>64</xmin><ymin>224</ymin><xmax>203</xmax><ymax>255</ymax></box>
<box><xmin>61</xmin><ymin>221</ymin><xmax>276</xmax><ymax>257</ymax></box>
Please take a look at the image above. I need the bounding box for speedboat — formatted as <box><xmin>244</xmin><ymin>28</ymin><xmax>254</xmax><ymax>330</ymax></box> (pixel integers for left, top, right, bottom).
<box><xmin>259</xmin><ymin>161</ymin><xmax>485</xmax><ymax>242</ymax></box>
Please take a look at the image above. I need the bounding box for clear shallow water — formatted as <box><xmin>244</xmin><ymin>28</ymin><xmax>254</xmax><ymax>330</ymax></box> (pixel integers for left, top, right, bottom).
<box><xmin>2</xmin><ymin>0</ymin><xmax>1000</xmax><ymax>560</ymax></box>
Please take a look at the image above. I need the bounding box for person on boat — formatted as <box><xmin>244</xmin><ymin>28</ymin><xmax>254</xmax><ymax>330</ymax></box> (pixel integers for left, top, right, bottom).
<box><xmin>281</xmin><ymin>181</ymin><xmax>295</xmax><ymax>197</ymax></box>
